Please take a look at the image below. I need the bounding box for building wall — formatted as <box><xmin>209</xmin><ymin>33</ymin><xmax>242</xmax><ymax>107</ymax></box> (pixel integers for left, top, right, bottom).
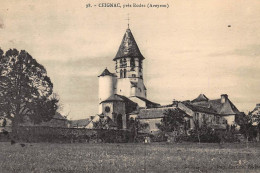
<box><xmin>223</xmin><ymin>115</ymin><xmax>235</xmax><ymax>125</ymax></box>
<box><xmin>98</xmin><ymin>75</ymin><xmax>117</xmax><ymax>104</ymax></box>
<box><xmin>101</xmin><ymin>101</ymin><xmax>126</xmax><ymax>129</ymax></box>
<box><xmin>115</xmin><ymin>57</ymin><xmax>146</xmax><ymax>99</ymax></box>
<box><xmin>178</xmin><ymin>103</ymin><xmax>227</xmax><ymax>129</ymax></box>
<box><xmin>139</xmin><ymin>118</ymin><xmax>162</xmax><ymax>133</ymax></box>
<box><xmin>116</xmin><ymin>78</ymin><xmax>131</xmax><ymax>97</ymax></box>
<box><xmin>102</xmin><ymin>102</ymin><xmax>114</xmax><ymax>120</ymax></box>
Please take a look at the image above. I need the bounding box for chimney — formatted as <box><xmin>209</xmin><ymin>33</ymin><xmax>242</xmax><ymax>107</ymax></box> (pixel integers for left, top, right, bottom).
<box><xmin>172</xmin><ymin>99</ymin><xmax>179</xmax><ymax>106</ymax></box>
<box><xmin>221</xmin><ymin>94</ymin><xmax>228</xmax><ymax>104</ymax></box>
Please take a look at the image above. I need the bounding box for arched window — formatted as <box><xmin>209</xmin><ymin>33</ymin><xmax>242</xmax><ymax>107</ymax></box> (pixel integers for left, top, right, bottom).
<box><xmin>124</xmin><ymin>69</ymin><xmax>127</xmax><ymax>78</ymax></box>
<box><xmin>120</xmin><ymin>69</ymin><xmax>123</xmax><ymax>78</ymax></box>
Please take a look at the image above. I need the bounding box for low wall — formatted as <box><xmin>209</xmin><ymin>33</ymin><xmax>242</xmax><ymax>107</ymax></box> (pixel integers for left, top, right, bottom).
<box><xmin>11</xmin><ymin>126</ymin><xmax>133</xmax><ymax>143</ymax></box>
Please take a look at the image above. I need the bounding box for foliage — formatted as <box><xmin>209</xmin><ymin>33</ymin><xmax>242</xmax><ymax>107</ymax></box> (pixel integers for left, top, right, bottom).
<box><xmin>239</xmin><ymin>114</ymin><xmax>256</xmax><ymax>141</ymax></box>
<box><xmin>0</xmin><ymin>48</ymin><xmax>58</xmax><ymax>126</ymax></box>
<box><xmin>188</xmin><ymin>126</ymin><xmax>220</xmax><ymax>143</ymax></box>
<box><xmin>128</xmin><ymin>117</ymin><xmax>149</xmax><ymax>142</ymax></box>
<box><xmin>156</xmin><ymin>109</ymin><xmax>186</xmax><ymax>132</ymax></box>
<box><xmin>188</xmin><ymin>119</ymin><xmax>220</xmax><ymax>143</ymax></box>
<box><xmin>128</xmin><ymin>117</ymin><xmax>149</xmax><ymax>132</ymax></box>
<box><xmin>92</xmin><ymin>116</ymin><xmax>115</xmax><ymax>129</ymax></box>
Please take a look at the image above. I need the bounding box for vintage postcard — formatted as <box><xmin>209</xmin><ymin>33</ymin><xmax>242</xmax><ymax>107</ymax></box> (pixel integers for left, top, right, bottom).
<box><xmin>0</xmin><ymin>0</ymin><xmax>260</xmax><ymax>172</ymax></box>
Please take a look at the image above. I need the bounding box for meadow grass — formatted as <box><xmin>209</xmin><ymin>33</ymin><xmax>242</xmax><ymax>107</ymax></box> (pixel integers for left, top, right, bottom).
<box><xmin>0</xmin><ymin>142</ymin><xmax>259</xmax><ymax>173</ymax></box>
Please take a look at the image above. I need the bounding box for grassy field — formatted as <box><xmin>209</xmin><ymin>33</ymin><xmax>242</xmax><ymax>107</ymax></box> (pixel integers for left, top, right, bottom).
<box><xmin>0</xmin><ymin>142</ymin><xmax>260</xmax><ymax>173</ymax></box>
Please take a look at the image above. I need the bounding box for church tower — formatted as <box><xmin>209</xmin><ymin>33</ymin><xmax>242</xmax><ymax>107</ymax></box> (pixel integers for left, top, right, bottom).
<box><xmin>114</xmin><ymin>28</ymin><xmax>147</xmax><ymax>99</ymax></box>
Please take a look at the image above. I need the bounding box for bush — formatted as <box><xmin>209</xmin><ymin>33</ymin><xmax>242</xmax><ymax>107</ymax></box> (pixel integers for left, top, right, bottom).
<box><xmin>186</xmin><ymin>129</ymin><xmax>220</xmax><ymax>143</ymax></box>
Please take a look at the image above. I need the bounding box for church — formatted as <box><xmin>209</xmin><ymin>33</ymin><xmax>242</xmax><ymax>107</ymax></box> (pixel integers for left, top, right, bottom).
<box><xmin>96</xmin><ymin>26</ymin><xmax>243</xmax><ymax>132</ymax></box>
<box><xmin>97</xmin><ymin>27</ymin><xmax>160</xmax><ymax>129</ymax></box>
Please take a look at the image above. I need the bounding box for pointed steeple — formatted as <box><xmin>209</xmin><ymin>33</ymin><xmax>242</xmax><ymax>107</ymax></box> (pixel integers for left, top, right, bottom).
<box><xmin>113</xmin><ymin>28</ymin><xmax>144</xmax><ymax>61</ymax></box>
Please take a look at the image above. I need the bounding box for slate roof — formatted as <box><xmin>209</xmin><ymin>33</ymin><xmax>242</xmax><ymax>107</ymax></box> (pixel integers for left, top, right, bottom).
<box><xmin>137</xmin><ymin>107</ymin><xmax>190</xmax><ymax>119</ymax></box>
<box><xmin>192</xmin><ymin>94</ymin><xmax>209</xmax><ymax>102</ymax></box>
<box><xmin>69</xmin><ymin>118</ymin><xmax>90</xmax><ymax>128</ymax></box>
<box><xmin>98</xmin><ymin>69</ymin><xmax>116</xmax><ymax>77</ymax></box>
<box><xmin>113</xmin><ymin>28</ymin><xmax>144</xmax><ymax>61</ymax></box>
<box><xmin>182</xmin><ymin>102</ymin><xmax>217</xmax><ymax>114</ymax></box>
<box><xmin>191</xmin><ymin>94</ymin><xmax>241</xmax><ymax>115</ymax></box>
<box><xmin>138</xmin><ymin>108</ymin><xmax>174</xmax><ymax>119</ymax></box>
<box><xmin>100</xmin><ymin>94</ymin><xmax>124</xmax><ymax>103</ymax></box>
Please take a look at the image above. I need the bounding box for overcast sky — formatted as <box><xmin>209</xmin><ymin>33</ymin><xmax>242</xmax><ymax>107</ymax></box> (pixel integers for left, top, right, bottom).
<box><xmin>1</xmin><ymin>0</ymin><xmax>260</xmax><ymax>120</ymax></box>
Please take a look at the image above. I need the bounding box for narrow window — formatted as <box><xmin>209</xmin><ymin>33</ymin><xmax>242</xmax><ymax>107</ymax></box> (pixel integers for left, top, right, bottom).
<box><xmin>120</xmin><ymin>59</ymin><xmax>123</xmax><ymax>67</ymax></box>
<box><xmin>123</xmin><ymin>58</ymin><xmax>127</xmax><ymax>67</ymax></box>
<box><xmin>130</xmin><ymin>58</ymin><xmax>135</xmax><ymax>71</ymax></box>
<box><xmin>124</xmin><ymin>69</ymin><xmax>127</xmax><ymax>78</ymax></box>
<box><xmin>120</xmin><ymin>69</ymin><xmax>123</xmax><ymax>78</ymax></box>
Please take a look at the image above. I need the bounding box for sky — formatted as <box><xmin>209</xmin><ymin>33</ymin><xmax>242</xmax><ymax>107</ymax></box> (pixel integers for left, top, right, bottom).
<box><xmin>0</xmin><ymin>0</ymin><xmax>260</xmax><ymax>120</ymax></box>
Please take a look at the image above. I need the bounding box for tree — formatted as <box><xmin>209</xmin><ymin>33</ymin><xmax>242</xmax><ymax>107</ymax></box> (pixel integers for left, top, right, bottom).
<box><xmin>240</xmin><ymin>114</ymin><xmax>255</xmax><ymax>145</ymax></box>
<box><xmin>128</xmin><ymin>117</ymin><xmax>149</xmax><ymax>142</ymax></box>
<box><xmin>155</xmin><ymin>109</ymin><xmax>187</xmax><ymax>142</ymax></box>
<box><xmin>249</xmin><ymin>111</ymin><xmax>260</xmax><ymax>142</ymax></box>
<box><xmin>191</xmin><ymin>118</ymin><xmax>219</xmax><ymax>143</ymax></box>
<box><xmin>0</xmin><ymin>48</ymin><xmax>59</xmax><ymax>128</ymax></box>
<box><xmin>156</xmin><ymin>109</ymin><xmax>186</xmax><ymax>132</ymax></box>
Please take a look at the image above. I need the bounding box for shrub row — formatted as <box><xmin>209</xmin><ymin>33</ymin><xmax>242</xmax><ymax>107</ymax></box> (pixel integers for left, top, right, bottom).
<box><xmin>11</xmin><ymin>126</ymin><xmax>133</xmax><ymax>143</ymax></box>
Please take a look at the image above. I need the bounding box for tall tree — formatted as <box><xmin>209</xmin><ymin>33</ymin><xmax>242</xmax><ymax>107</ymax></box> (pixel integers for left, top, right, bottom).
<box><xmin>156</xmin><ymin>109</ymin><xmax>186</xmax><ymax>132</ymax></box>
<box><xmin>0</xmin><ymin>48</ymin><xmax>58</xmax><ymax>127</ymax></box>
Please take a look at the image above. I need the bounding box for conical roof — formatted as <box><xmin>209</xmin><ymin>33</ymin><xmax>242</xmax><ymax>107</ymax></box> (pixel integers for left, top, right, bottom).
<box><xmin>113</xmin><ymin>28</ymin><xmax>144</xmax><ymax>61</ymax></box>
<box><xmin>98</xmin><ymin>68</ymin><xmax>116</xmax><ymax>77</ymax></box>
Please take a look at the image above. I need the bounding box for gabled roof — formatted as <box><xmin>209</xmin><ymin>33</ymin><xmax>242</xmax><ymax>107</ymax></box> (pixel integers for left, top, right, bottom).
<box><xmin>113</xmin><ymin>28</ymin><xmax>144</xmax><ymax>61</ymax></box>
<box><xmin>98</xmin><ymin>69</ymin><xmax>116</xmax><ymax>77</ymax></box>
<box><xmin>182</xmin><ymin>102</ymin><xmax>217</xmax><ymax>114</ymax></box>
<box><xmin>191</xmin><ymin>94</ymin><xmax>240</xmax><ymax>115</ymax></box>
<box><xmin>192</xmin><ymin>94</ymin><xmax>209</xmax><ymax>102</ymax></box>
<box><xmin>115</xmin><ymin>94</ymin><xmax>138</xmax><ymax>105</ymax></box>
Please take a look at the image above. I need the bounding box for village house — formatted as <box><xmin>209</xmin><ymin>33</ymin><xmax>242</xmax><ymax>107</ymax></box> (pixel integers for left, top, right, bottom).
<box><xmin>189</xmin><ymin>94</ymin><xmax>244</xmax><ymax>127</ymax></box>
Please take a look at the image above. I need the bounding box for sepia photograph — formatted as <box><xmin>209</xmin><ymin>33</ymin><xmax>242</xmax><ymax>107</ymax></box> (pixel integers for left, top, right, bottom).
<box><xmin>0</xmin><ymin>0</ymin><xmax>260</xmax><ymax>172</ymax></box>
